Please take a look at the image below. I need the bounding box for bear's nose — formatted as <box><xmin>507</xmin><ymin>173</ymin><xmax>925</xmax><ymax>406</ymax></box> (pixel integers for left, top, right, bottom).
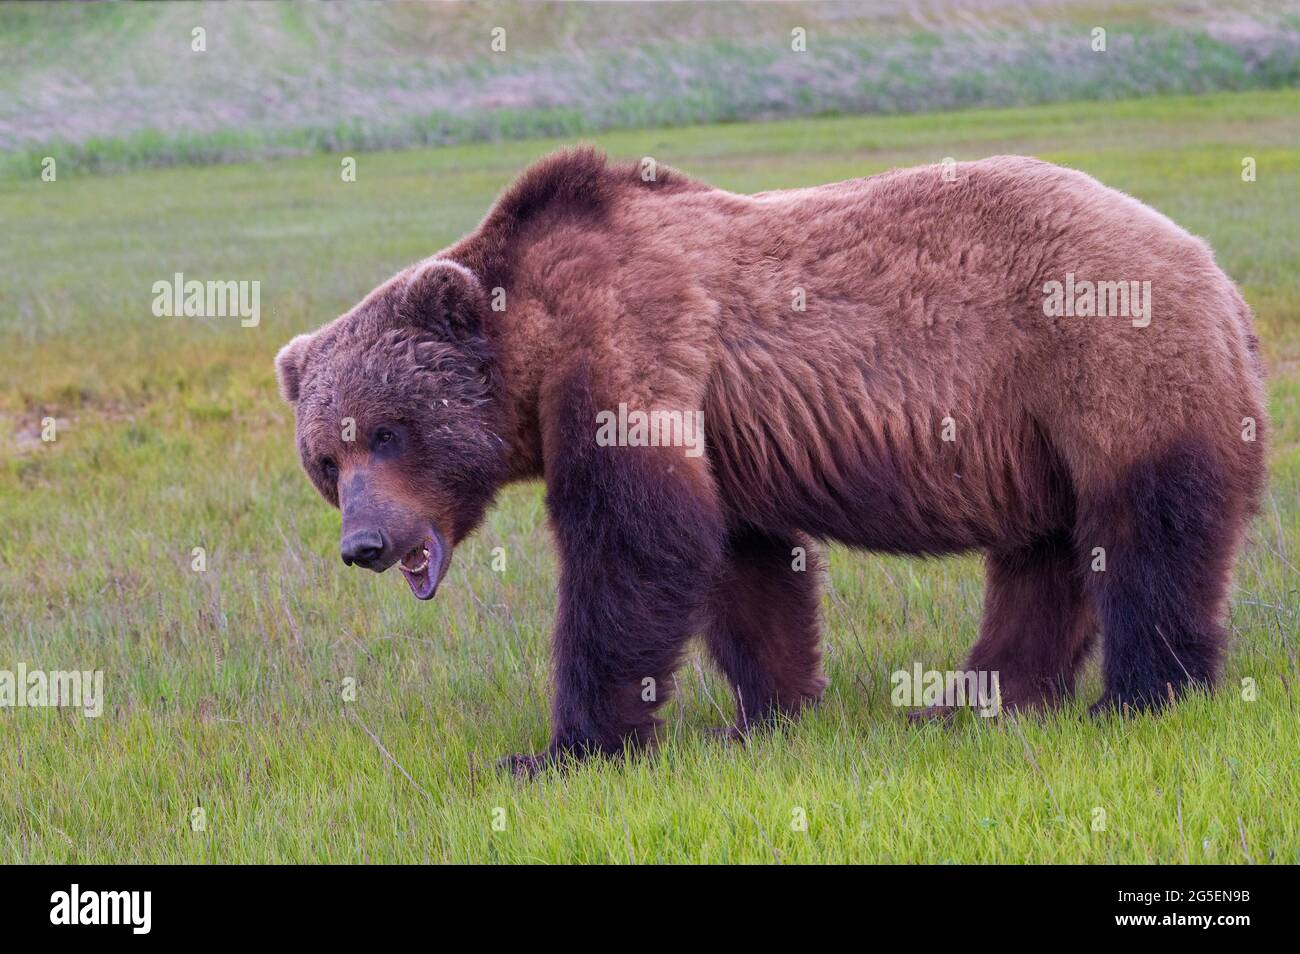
<box><xmin>340</xmin><ymin>529</ymin><xmax>386</xmax><ymax>568</ymax></box>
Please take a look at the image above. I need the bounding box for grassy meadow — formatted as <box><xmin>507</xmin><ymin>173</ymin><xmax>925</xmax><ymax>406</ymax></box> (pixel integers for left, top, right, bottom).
<box><xmin>2</xmin><ymin>89</ymin><xmax>1299</xmax><ymax>863</ymax></box>
<box><xmin>3</xmin><ymin>0</ymin><xmax>1300</xmax><ymax>177</ymax></box>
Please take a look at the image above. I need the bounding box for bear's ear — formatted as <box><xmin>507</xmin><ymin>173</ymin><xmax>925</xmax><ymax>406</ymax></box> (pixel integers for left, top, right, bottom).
<box><xmin>399</xmin><ymin>260</ymin><xmax>486</xmax><ymax>342</ymax></box>
<box><xmin>275</xmin><ymin>332</ymin><xmax>314</xmax><ymax>404</ymax></box>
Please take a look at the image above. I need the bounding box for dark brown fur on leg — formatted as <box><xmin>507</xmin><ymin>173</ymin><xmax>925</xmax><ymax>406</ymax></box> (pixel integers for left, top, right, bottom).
<box><xmin>909</xmin><ymin>534</ymin><xmax>1095</xmax><ymax>724</ymax></box>
<box><xmin>1080</xmin><ymin>440</ymin><xmax>1249</xmax><ymax>715</ymax></box>
<box><xmin>704</xmin><ymin>528</ymin><xmax>827</xmax><ymax>735</ymax></box>
<box><xmin>968</xmin><ymin>535</ymin><xmax>1096</xmax><ymax>712</ymax></box>
<box><xmin>500</xmin><ymin>368</ymin><xmax>724</xmax><ymax>777</ymax></box>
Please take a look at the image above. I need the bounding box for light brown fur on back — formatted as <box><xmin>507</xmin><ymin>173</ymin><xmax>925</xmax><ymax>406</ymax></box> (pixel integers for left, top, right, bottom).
<box><xmin>446</xmin><ymin>149</ymin><xmax>1265</xmax><ymax>553</ymax></box>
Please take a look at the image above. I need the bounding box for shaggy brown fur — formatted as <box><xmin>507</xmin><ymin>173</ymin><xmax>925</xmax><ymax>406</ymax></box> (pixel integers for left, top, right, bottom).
<box><xmin>277</xmin><ymin>147</ymin><xmax>1268</xmax><ymax>773</ymax></box>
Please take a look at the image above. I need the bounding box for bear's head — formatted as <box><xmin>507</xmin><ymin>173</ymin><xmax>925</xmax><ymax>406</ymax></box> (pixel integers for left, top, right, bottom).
<box><xmin>275</xmin><ymin>259</ymin><xmax>509</xmax><ymax>600</ymax></box>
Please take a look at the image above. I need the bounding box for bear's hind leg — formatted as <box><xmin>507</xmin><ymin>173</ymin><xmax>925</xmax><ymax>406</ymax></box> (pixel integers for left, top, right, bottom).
<box><xmin>1078</xmin><ymin>441</ymin><xmax>1243</xmax><ymax>714</ymax></box>
<box><xmin>958</xmin><ymin>534</ymin><xmax>1096</xmax><ymax>715</ymax></box>
<box><xmin>704</xmin><ymin>528</ymin><xmax>827</xmax><ymax>734</ymax></box>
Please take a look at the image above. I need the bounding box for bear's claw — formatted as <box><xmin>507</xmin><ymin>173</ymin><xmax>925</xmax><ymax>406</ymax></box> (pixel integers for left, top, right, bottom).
<box><xmin>497</xmin><ymin>752</ymin><xmax>550</xmax><ymax>779</ymax></box>
<box><xmin>906</xmin><ymin>704</ymin><xmax>957</xmax><ymax>726</ymax></box>
<box><xmin>705</xmin><ymin>725</ymin><xmax>750</xmax><ymax>744</ymax></box>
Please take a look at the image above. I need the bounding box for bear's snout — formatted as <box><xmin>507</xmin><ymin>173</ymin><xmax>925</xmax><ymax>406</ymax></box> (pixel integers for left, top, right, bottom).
<box><xmin>340</xmin><ymin>528</ymin><xmax>387</xmax><ymax>570</ymax></box>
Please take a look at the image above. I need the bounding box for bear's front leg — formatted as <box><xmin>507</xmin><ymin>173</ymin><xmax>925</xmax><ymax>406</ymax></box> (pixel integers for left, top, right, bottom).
<box><xmin>501</xmin><ymin>376</ymin><xmax>724</xmax><ymax>777</ymax></box>
<box><xmin>704</xmin><ymin>527</ymin><xmax>827</xmax><ymax>735</ymax></box>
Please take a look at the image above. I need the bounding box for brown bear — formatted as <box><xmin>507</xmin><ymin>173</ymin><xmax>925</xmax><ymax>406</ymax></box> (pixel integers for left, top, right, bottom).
<box><xmin>276</xmin><ymin>147</ymin><xmax>1267</xmax><ymax>775</ymax></box>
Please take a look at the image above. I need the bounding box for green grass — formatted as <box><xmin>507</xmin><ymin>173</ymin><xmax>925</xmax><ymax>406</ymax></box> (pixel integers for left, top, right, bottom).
<box><xmin>2</xmin><ymin>89</ymin><xmax>1298</xmax><ymax>863</ymax></box>
<box><xmin>3</xmin><ymin>0</ymin><xmax>1300</xmax><ymax>177</ymax></box>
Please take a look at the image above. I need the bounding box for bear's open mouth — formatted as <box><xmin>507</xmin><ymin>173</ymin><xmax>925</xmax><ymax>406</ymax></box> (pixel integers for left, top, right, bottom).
<box><xmin>398</xmin><ymin>528</ymin><xmax>446</xmax><ymax>601</ymax></box>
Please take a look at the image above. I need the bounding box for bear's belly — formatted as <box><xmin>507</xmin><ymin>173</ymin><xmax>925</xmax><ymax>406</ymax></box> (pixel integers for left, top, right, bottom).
<box><xmin>707</xmin><ymin>409</ymin><xmax>1071</xmax><ymax>556</ymax></box>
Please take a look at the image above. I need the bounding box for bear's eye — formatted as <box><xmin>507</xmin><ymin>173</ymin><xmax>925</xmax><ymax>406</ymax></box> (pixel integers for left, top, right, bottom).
<box><xmin>371</xmin><ymin>425</ymin><xmax>403</xmax><ymax>456</ymax></box>
<box><xmin>319</xmin><ymin>457</ymin><xmax>338</xmax><ymax>481</ymax></box>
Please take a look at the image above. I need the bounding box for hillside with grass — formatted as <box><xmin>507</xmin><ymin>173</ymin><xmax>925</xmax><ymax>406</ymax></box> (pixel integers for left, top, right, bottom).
<box><xmin>3</xmin><ymin>0</ymin><xmax>1300</xmax><ymax>176</ymax></box>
